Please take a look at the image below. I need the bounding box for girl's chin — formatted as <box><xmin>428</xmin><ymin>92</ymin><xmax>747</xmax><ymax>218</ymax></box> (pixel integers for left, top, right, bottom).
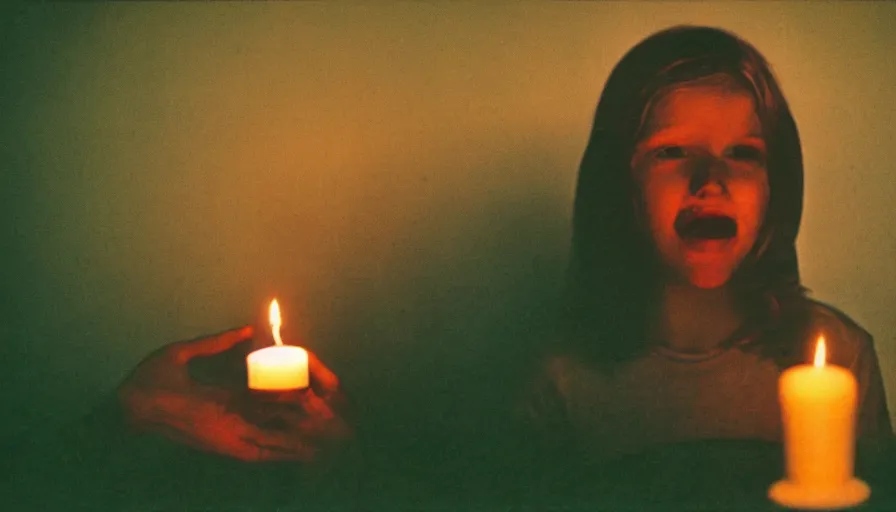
<box><xmin>659</xmin><ymin>241</ymin><xmax>749</xmax><ymax>288</ymax></box>
<box><xmin>687</xmin><ymin>274</ymin><xmax>732</xmax><ymax>289</ymax></box>
<box><xmin>672</xmin><ymin>264</ymin><xmax>736</xmax><ymax>289</ymax></box>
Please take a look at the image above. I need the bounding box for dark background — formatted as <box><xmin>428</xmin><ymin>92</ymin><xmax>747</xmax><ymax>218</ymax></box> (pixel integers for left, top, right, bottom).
<box><xmin>2</xmin><ymin>2</ymin><xmax>895</xmax><ymax>454</ymax></box>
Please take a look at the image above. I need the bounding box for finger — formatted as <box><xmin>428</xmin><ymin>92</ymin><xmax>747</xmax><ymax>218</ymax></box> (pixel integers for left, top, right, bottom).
<box><xmin>169</xmin><ymin>325</ymin><xmax>254</xmax><ymax>364</ymax></box>
<box><xmin>299</xmin><ymin>389</ymin><xmax>336</xmax><ymax>421</ymax></box>
<box><xmin>161</xmin><ymin>409</ymin><xmax>322</xmax><ymax>462</ymax></box>
<box><xmin>238</xmin><ymin>424</ymin><xmax>319</xmax><ymax>462</ymax></box>
<box><xmin>250</xmin><ymin>443</ymin><xmax>317</xmax><ymax>463</ymax></box>
<box><xmin>205</xmin><ymin>434</ymin><xmax>315</xmax><ymax>463</ymax></box>
<box><xmin>307</xmin><ymin>352</ymin><xmax>340</xmax><ymax>396</ymax></box>
<box><xmin>191</xmin><ymin>411</ymin><xmax>317</xmax><ymax>462</ymax></box>
<box><xmin>251</xmin><ymin>407</ymin><xmax>340</xmax><ymax>439</ymax></box>
<box><xmin>243</xmin><ymin>396</ymin><xmax>327</xmax><ymax>426</ymax></box>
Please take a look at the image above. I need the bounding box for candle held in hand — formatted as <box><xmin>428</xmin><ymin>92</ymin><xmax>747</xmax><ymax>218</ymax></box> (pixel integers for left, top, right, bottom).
<box><xmin>247</xmin><ymin>345</ymin><xmax>309</xmax><ymax>390</ymax></box>
<box><xmin>768</xmin><ymin>336</ymin><xmax>869</xmax><ymax>510</ymax></box>
<box><xmin>246</xmin><ymin>299</ymin><xmax>309</xmax><ymax>391</ymax></box>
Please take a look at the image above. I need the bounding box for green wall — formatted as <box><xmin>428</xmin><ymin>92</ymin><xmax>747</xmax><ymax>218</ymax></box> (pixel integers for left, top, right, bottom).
<box><xmin>2</xmin><ymin>2</ymin><xmax>894</xmax><ymax>443</ymax></box>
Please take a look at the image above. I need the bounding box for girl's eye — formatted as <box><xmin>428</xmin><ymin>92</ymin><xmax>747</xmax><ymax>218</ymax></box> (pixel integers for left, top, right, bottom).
<box><xmin>728</xmin><ymin>145</ymin><xmax>766</xmax><ymax>164</ymax></box>
<box><xmin>654</xmin><ymin>146</ymin><xmax>687</xmax><ymax>160</ymax></box>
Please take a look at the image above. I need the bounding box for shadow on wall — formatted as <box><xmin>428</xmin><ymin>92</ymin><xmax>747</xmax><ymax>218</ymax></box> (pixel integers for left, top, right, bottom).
<box><xmin>175</xmin><ymin>144</ymin><xmax>575</xmax><ymax>480</ymax></box>
<box><xmin>298</xmin><ymin>145</ymin><xmax>573</xmax><ymax>437</ymax></box>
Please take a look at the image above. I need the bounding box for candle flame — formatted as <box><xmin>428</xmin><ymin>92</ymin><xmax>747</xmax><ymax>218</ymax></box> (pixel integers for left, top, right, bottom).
<box><xmin>813</xmin><ymin>335</ymin><xmax>826</xmax><ymax>368</ymax></box>
<box><xmin>269</xmin><ymin>299</ymin><xmax>283</xmax><ymax>346</ymax></box>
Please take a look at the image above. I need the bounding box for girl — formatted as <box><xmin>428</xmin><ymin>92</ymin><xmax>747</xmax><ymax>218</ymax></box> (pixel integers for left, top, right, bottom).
<box><xmin>524</xmin><ymin>25</ymin><xmax>892</xmax><ymax>466</ymax></box>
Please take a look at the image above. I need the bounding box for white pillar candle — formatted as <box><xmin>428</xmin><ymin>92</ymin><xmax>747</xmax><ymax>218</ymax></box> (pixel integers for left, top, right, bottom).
<box><xmin>245</xmin><ymin>299</ymin><xmax>309</xmax><ymax>391</ymax></box>
<box><xmin>768</xmin><ymin>336</ymin><xmax>869</xmax><ymax>510</ymax></box>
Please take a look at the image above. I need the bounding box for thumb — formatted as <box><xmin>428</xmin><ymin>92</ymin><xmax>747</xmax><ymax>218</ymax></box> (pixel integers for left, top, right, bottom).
<box><xmin>308</xmin><ymin>351</ymin><xmax>340</xmax><ymax>395</ymax></box>
<box><xmin>169</xmin><ymin>325</ymin><xmax>255</xmax><ymax>364</ymax></box>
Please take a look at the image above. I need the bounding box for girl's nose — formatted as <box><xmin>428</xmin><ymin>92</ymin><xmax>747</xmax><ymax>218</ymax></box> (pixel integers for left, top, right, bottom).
<box><xmin>689</xmin><ymin>157</ymin><xmax>728</xmax><ymax>197</ymax></box>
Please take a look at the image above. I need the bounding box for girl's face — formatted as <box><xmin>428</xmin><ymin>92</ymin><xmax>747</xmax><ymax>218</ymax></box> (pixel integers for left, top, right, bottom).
<box><xmin>631</xmin><ymin>80</ymin><xmax>769</xmax><ymax>289</ymax></box>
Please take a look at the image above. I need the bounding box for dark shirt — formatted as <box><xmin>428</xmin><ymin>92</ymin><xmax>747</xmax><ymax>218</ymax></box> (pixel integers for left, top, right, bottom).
<box><xmin>525</xmin><ymin>300</ymin><xmax>892</xmax><ymax>465</ymax></box>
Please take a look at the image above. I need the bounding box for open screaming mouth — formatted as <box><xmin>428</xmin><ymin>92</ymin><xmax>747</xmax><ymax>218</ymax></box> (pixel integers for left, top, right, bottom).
<box><xmin>674</xmin><ymin>210</ymin><xmax>737</xmax><ymax>240</ymax></box>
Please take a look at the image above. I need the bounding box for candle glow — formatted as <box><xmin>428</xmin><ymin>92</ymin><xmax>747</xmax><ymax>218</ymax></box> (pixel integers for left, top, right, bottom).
<box><xmin>814</xmin><ymin>336</ymin><xmax>826</xmax><ymax>368</ymax></box>
<box><xmin>269</xmin><ymin>299</ymin><xmax>284</xmax><ymax>346</ymax></box>
<box><xmin>768</xmin><ymin>335</ymin><xmax>869</xmax><ymax>510</ymax></box>
<box><xmin>245</xmin><ymin>299</ymin><xmax>309</xmax><ymax>391</ymax></box>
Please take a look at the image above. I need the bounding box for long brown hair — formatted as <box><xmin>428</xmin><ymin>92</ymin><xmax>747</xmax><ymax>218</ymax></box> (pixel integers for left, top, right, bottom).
<box><xmin>562</xmin><ymin>25</ymin><xmax>809</xmax><ymax>366</ymax></box>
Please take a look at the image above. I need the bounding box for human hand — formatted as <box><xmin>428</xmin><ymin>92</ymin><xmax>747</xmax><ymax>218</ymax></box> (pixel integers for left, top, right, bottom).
<box><xmin>117</xmin><ymin>326</ymin><xmax>354</xmax><ymax>463</ymax></box>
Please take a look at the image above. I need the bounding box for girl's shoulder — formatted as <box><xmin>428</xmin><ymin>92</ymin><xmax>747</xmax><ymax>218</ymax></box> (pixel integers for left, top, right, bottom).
<box><xmin>798</xmin><ymin>298</ymin><xmax>874</xmax><ymax>368</ymax></box>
